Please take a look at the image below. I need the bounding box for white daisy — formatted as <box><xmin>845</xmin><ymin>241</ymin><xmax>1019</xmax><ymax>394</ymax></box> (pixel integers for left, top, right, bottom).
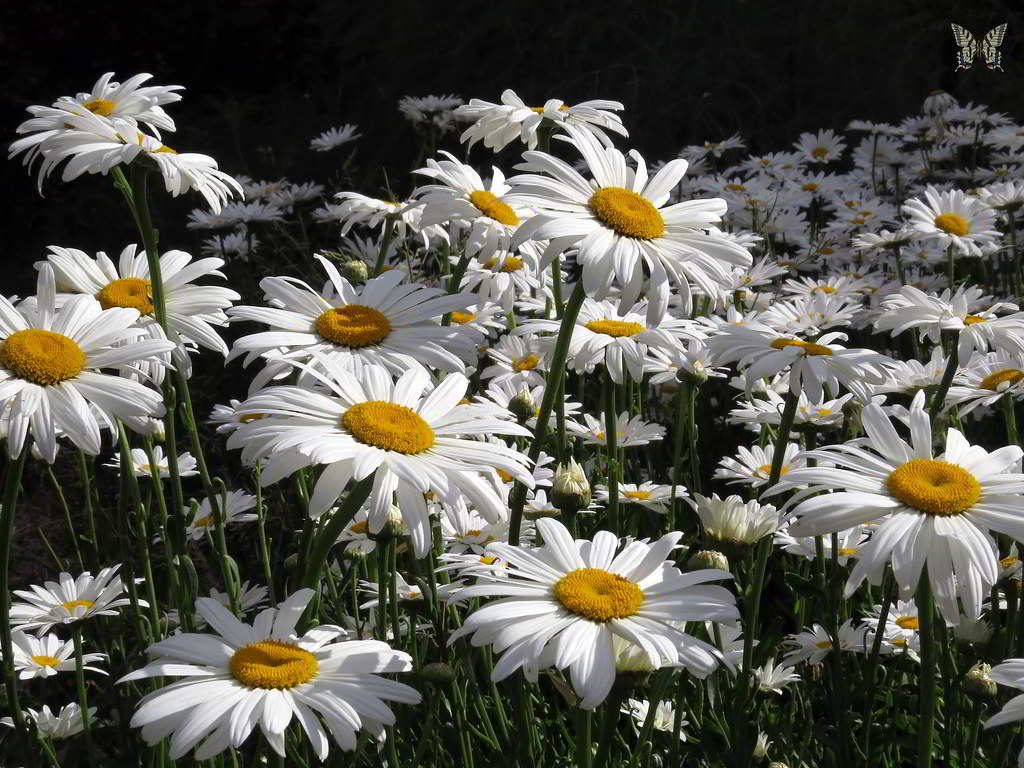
<box><xmin>947</xmin><ymin>351</ymin><xmax>1024</xmax><ymax>415</ymax></box>
<box><xmin>621</xmin><ymin>699</ymin><xmax>687</xmax><ymax>740</ymax></box>
<box><xmin>448</xmin><ymin>518</ymin><xmax>738</xmax><ymax>708</ymax></box>
<box><xmin>11</xmin><ymin>564</ymin><xmax>141</xmax><ymax>635</ymax></box>
<box><xmin>458</xmin><ymin>247</ymin><xmax>544</xmax><ymax>312</ymax></box>
<box><xmin>510</xmin><ymin>124</ymin><xmax>752</xmax><ymax>316</ymax></box>
<box><xmin>783</xmin><ymin>621</ymin><xmax>869</xmax><ymax>665</ymax></box>
<box><xmin>568</xmin><ymin>411</ymin><xmax>665</xmax><ymax>448</ymax></box>
<box><xmin>480</xmin><ymin>333</ymin><xmax>549</xmax><ymax>388</ymax></box>
<box><xmin>793</xmin><ymin>129</ymin><xmax>846</xmax><ymax>164</ymax></box>
<box><xmin>106</xmin><ymin>445</ymin><xmax>198</xmax><ymax>479</ymax></box>
<box><xmin>119</xmin><ymin>589</ymin><xmax>421</xmax><ymax>760</ymax></box>
<box><xmin>715</xmin><ymin>442</ymin><xmax>806</xmax><ymax>489</ymax></box>
<box><xmin>10</xmin><ymin>630</ymin><xmax>107</xmax><ymax>680</ymax></box>
<box><xmin>903</xmin><ymin>185</ymin><xmax>999</xmax><ymax>256</ymax></box>
<box><xmin>309</xmin><ymin>124</ymin><xmax>361</xmax><ymax>152</ymax></box>
<box><xmin>227</xmin><ymin>361</ymin><xmax>533</xmax><ymax>555</ymax></box>
<box><xmin>728</xmin><ymin>388</ymin><xmax>852</xmax><ymax>432</ymax></box>
<box><xmin>690</xmin><ymin>494</ymin><xmax>780</xmax><ymax>547</ymax></box>
<box><xmin>1</xmin><ymin>703</ymin><xmax>97</xmax><ymax>740</ymax></box>
<box><xmin>398</xmin><ymin>94</ymin><xmax>463</xmax><ymax>131</ymax></box>
<box><xmin>594</xmin><ymin>481</ymin><xmax>683</xmax><ymax>514</ymax></box>
<box><xmin>782</xmin><ymin>391</ymin><xmax>1024</xmax><ymax>624</ymax></box>
<box><xmin>227</xmin><ymin>256</ymin><xmax>479</xmax><ymax>390</ymax></box>
<box><xmin>0</xmin><ymin>265</ymin><xmax>173</xmax><ymax>462</ymax></box>
<box><xmin>185</xmin><ymin>490</ymin><xmax>259</xmax><ymax>541</ymax></box>
<box><xmin>774</xmin><ymin>523</ymin><xmax>869</xmax><ymax>567</ymax></box>
<box><xmin>754</xmin><ymin>657</ymin><xmax>802</xmax><ymax>694</ymax></box>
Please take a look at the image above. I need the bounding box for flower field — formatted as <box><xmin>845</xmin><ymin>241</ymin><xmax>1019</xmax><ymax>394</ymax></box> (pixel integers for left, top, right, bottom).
<box><xmin>3</xmin><ymin>74</ymin><xmax>1024</xmax><ymax>767</ymax></box>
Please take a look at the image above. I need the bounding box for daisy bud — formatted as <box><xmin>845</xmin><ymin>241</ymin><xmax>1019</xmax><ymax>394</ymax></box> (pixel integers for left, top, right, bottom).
<box><xmin>753</xmin><ymin>732</ymin><xmax>772</xmax><ymax>761</ymax></box>
<box><xmin>964</xmin><ymin>663</ymin><xmax>997</xmax><ymax>700</ymax></box>
<box><xmin>687</xmin><ymin>550</ymin><xmax>730</xmax><ymax>573</ymax></box>
<box><xmin>551</xmin><ymin>457</ymin><xmax>591</xmax><ymax>514</ymax></box>
<box><xmin>508</xmin><ymin>388</ymin><xmax>538</xmax><ymax>423</ymax></box>
<box><xmin>337</xmin><ymin>258</ymin><xmax>369</xmax><ymax>285</ymax></box>
<box><xmin>370</xmin><ymin>506</ymin><xmax>408</xmax><ymax>542</ymax></box>
<box><xmin>419</xmin><ymin>662</ymin><xmax>456</xmax><ymax>686</ymax></box>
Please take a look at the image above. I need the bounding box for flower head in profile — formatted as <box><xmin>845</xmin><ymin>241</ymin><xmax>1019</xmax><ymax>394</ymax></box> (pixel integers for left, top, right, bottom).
<box><xmin>119</xmin><ymin>589</ymin><xmax>421</xmax><ymax>760</ymax></box>
<box><xmin>1</xmin><ymin>703</ymin><xmax>97</xmax><ymax>741</ymax></box>
<box><xmin>11</xmin><ymin>631</ymin><xmax>106</xmax><ymax>680</ymax></box>
<box><xmin>309</xmin><ymin>124</ymin><xmax>361</xmax><ymax>152</ymax></box>
<box><xmin>903</xmin><ymin>185</ymin><xmax>998</xmax><ymax>256</ymax></box>
<box><xmin>783</xmin><ymin>621</ymin><xmax>870</xmax><ymax>665</ymax></box>
<box><xmin>11</xmin><ymin>565</ymin><xmax>141</xmax><ymax>635</ymax></box>
<box><xmin>691</xmin><ymin>494</ymin><xmax>780</xmax><ymax>548</ymax></box>
<box><xmin>449</xmin><ymin>518</ymin><xmax>737</xmax><ymax>708</ymax></box>
<box><xmin>185</xmin><ymin>490</ymin><xmax>259</xmax><ymax>541</ymax></box>
<box><xmin>106</xmin><ymin>446</ymin><xmax>198</xmax><ymax>479</ymax></box>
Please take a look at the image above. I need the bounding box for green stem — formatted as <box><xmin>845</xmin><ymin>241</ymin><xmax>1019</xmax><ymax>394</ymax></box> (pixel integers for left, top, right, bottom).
<box><xmin>669</xmin><ymin>383</ymin><xmax>686</xmax><ymax>529</ymax></box>
<box><xmin>603</xmin><ymin>369</ymin><xmax>620</xmax><ymax>532</ymax></box>
<box><xmin>861</xmin><ymin>573</ymin><xmax>895</xmax><ymax>764</ymax></box>
<box><xmin>0</xmin><ymin>446</ymin><xmax>30</xmax><ymax>735</ymax></box>
<box><xmin>117</xmin><ymin>424</ymin><xmax>162</xmax><ymax>636</ymax></box>
<box><xmin>72</xmin><ymin>624</ymin><xmax>94</xmax><ymax>755</ymax></box>
<box><xmin>576</xmin><ymin>708</ymin><xmax>592</xmax><ymax>768</ymax></box>
<box><xmin>252</xmin><ymin>466</ymin><xmax>276</xmax><ymax>604</ymax></box>
<box><xmin>374</xmin><ymin>217</ymin><xmax>397</xmax><ymax>276</ymax></box>
<box><xmin>916</xmin><ymin>567</ymin><xmax>937</xmax><ymax>768</ymax></box>
<box><xmin>929</xmin><ymin>335</ymin><xmax>959</xmax><ymax>423</ymax></box>
<box><xmin>508</xmin><ymin>280</ymin><xmax>586</xmax><ymax>545</ymax></box>
<box><xmin>75</xmin><ymin>451</ymin><xmax>100</xmax><ymax>567</ymax></box>
<box><xmin>963</xmin><ymin>703</ymin><xmax>984</xmax><ymax>768</ymax></box>
<box><xmin>300</xmin><ymin>476</ymin><xmax>374</xmax><ymax>591</ymax></box>
<box><xmin>593</xmin><ymin>689</ymin><xmax>625</xmax><ymax>768</ymax></box>
<box><xmin>45</xmin><ymin>465</ymin><xmax>83</xmax><ymax>572</ymax></box>
<box><xmin>685</xmin><ymin>381</ymin><xmax>702</xmax><ymax>493</ymax></box>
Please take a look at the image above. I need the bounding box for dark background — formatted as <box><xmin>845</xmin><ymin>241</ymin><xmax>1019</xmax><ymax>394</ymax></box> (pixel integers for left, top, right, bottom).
<box><xmin>2</xmin><ymin>0</ymin><xmax>1021</xmax><ymax>301</ymax></box>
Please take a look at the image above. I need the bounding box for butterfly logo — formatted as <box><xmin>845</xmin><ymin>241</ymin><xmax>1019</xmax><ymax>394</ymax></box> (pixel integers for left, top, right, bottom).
<box><xmin>950</xmin><ymin>23</ymin><xmax>1009</xmax><ymax>71</ymax></box>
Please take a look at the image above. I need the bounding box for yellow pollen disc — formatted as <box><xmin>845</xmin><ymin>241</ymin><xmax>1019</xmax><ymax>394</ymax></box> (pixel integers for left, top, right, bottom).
<box><xmin>1001</xmin><ymin>555</ymin><xmax>1020</xmax><ymax>568</ymax></box>
<box><xmin>623</xmin><ymin>490</ymin><xmax>652</xmax><ymax>500</ymax></box>
<box><xmin>97</xmin><ymin>277</ymin><xmax>154</xmax><ymax>313</ymax></box>
<box><xmin>480</xmin><ymin>555</ymin><xmax>499</xmax><ymax>564</ymax></box>
<box><xmin>588</xmin><ymin>187</ymin><xmax>665</xmax><ymax>239</ymax></box>
<box><xmin>315</xmin><ymin>305</ymin><xmax>392</xmax><ymax>348</ymax></box>
<box><xmin>802</xmin><ymin>183</ymin><xmax>820</xmax><ymax>191</ymax></box>
<box><xmin>757</xmin><ymin>464</ymin><xmax>790</xmax><ymax>476</ymax></box>
<box><xmin>239</xmin><ymin>412</ymin><xmax>266</xmax><ymax>424</ymax></box>
<box><xmin>450</xmin><ymin>311</ymin><xmax>476</xmax><ymax>324</ymax></box>
<box><xmin>704</xmin><ymin>142</ymin><xmax>719</xmax><ymax>149</ymax></box>
<box><xmin>895</xmin><ymin>616</ymin><xmax>919</xmax><ymax>630</ymax></box>
<box><xmin>32</xmin><ymin>655</ymin><xmax>61</xmax><ymax>667</ymax></box>
<box><xmin>481</xmin><ymin>256</ymin><xmax>524</xmax><ymax>273</ymax></box>
<box><xmin>496</xmin><ymin>469</ymin><xmax>514</xmax><ymax>483</ymax></box>
<box><xmin>465</xmin><ymin>529</ymin><xmax>483</xmax><ymax>537</ymax></box>
<box><xmin>725</xmin><ymin>183</ymin><xmax>747</xmax><ymax>192</ymax></box>
<box><xmin>815</xmin><ymin>640</ymin><xmax>833</xmax><ymax>649</ymax></box>
<box><xmin>83</xmin><ymin>98</ymin><xmax>116</xmax><ymax>116</ymax></box>
<box><xmin>811</xmin><ymin>147</ymin><xmax>829</xmax><ymax>159</ymax></box>
<box><xmin>468</xmin><ymin>190</ymin><xmax>520</xmax><ymax>226</ymax></box>
<box><xmin>513</xmin><ymin>354</ymin><xmax>540</xmax><ymax>372</ymax></box>
<box><xmin>553</xmin><ymin>568</ymin><xmax>644</xmax><ymax>622</ymax></box>
<box><xmin>886</xmin><ymin>459</ymin><xmax>980</xmax><ymax>516</ymax></box>
<box><xmin>837</xmin><ymin>548</ymin><xmax>858</xmax><ymax>556</ymax></box>
<box><xmin>890</xmin><ymin>637</ymin><xmax>908</xmax><ymax>647</ymax></box>
<box><xmin>812</xmin><ymin>285</ymin><xmax>837</xmax><ymax>294</ymax></box>
<box><xmin>192</xmin><ymin>515</ymin><xmax>214</xmax><ymax>529</ymax></box>
<box><xmin>933</xmin><ymin>212</ymin><xmax>969</xmax><ymax>237</ymax></box>
<box><xmin>230</xmin><ymin>641</ymin><xmax>318</xmax><ymax>690</ymax></box>
<box><xmin>0</xmin><ymin>329</ymin><xmax>86</xmax><ymax>385</ymax></box>
<box><xmin>963</xmin><ymin>314</ymin><xmax>986</xmax><ymax>325</ymax></box>
<box><xmin>62</xmin><ymin>600</ymin><xmax>94</xmax><ymax>612</ymax></box>
<box><xmin>820</xmin><ymin>247</ymin><xmax>835</xmax><ymax>255</ymax></box>
<box><xmin>770</xmin><ymin>338</ymin><xmax>833</xmax><ymax>356</ymax></box>
<box><xmin>981</xmin><ymin>369</ymin><xmax>1024</xmax><ymax>391</ymax></box>
<box><xmin>585</xmin><ymin>319</ymin><xmax>646</xmax><ymax>338</ymax></box>
<box><xmin>153</xmin><ymin>143</ymin><xmax>177</xmax><ymax>154</ymax></box>
<box><xmin>342</xmin><ymin>401</ymin><xmax>434</xmax><ymax>454</ymax></box>
<box><xmin>350</xmin><ymin>520</ymin><xmax>370</xmax><ymax>535</ymax></box>
<box><xmin>816</xmin><ymin>408</ymin><xmax>834</xmax><ymax>416</ymax></box>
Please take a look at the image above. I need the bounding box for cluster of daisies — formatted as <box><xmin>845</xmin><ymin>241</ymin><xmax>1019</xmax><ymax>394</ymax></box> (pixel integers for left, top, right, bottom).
<box><xmin>6</xmin><ymin>72</ymin><xmax>1024</xmax><ymax>767</ymax></box>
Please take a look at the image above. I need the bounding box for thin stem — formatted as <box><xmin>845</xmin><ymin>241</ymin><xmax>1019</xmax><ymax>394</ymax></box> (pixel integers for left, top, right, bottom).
<box><xmin>45</xmin><ymin>465</ymin><xmax>83</xmax><ymax>572</ymax></box>
<box><xmin>300</xmin><ymin>476</ymin><xmax>375</xmax><ymax>591</ymax></box>
<box><xmin>72</xmin><ymin>624</ymin><xmax>94</xmax><ymax>756</ymax></box>
<box><xmin>0</xmin><ymin>446</ymin><xmax>30</xmax><ymax>735</ymax></box>
<box><xmin>928</xmin><ymin>335</ymin><xmax>959</xmax><ymax>423</ymax></box>
<box><xmin>374</xmin><ymin>217</ymin><xmax>397</xmax><ymax>276</ymax></box>
<box><xmin>603</xmin><ymin>369</ymin><xmax>620</xmax><ymax>532</ymax></box>
<box><xmin>916</xmin><ymin>567</ymin><xmax>937</xmax><ymax>768</ymax></box>
<box><xmin>861</xmin><ymin>572</ymin><xmax>896</xmax><ymax>763</ymax></box>
<box><xmin>593</xmin><ymin>689</ymin><xmax>625</xmax><ymax>768</ymax></box>
<box><xmin>575</xmin><ymin>708</ymin><xmax>592</xmax><ymax>768</ymax></box>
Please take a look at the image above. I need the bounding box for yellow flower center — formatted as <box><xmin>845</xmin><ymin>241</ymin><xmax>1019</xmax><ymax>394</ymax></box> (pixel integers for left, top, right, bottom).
<box><xmin>895</xmin><ymin>616</ymin><xmax>920</xmax><ymax>630</ymax></box>
<box><xmin>482</xmin><ymin>256</ymin><xmax>524</xmax><ymax>273</ymax></box>
<box><xmin>1001</xmin><ymin>555</ymin><xmax>1020</xmax><ymax>569</ymax></box>
<box><xmin>31</xmin><ymin>655</ymin><xmax>61</xmax><ymax>667</ymax></box>
<box><xmin>815</xmin><ymin>640</ymin><xmax>833</xmax><ymax>649</ymax></box>
<box><xmin>623</xmin><ymin>490</ymin><xmax>653</xmax><ymax>500</ymax></box>
<box><xmin>230</xmin><ymin>641</ymin><xmax>318</xmax><ymax>690</ymax></box>
<box><xmin>553</xmin><ymin>568</ymin><xmax>644</xmax><ymax>622</ymax></box>
<box><xmin>725</xmin><ymin>183</ymin><xmax>747</xmax><ymax>192</ymax></box>
<box><xmin>964</xmin><ymin>314</ymin><xmax>986</xmax><ymax>325</ymax></box>
<box><xmin>529</xmin><ymin>105</ymin><xmax>570</xmax><ymax>113</ymax></box>
<box><xmin>757</xmin><ymin>464</ymin><xmax>790</xmax><ymax>476</ymax></box>
<box><xmin>886</xmin><ymin>459</ymin><xmax>981</xmax><ymax>516</ymax></box>
<box><xmin>770</xmin><ymin>338</ymin><xmax>833</xmax><ymax>356</ymax></box>
<box><xmin>342</xmin><ymin>401</ymin><xmax>434</xmax><ymax>454</ymax></box>
<box><xmin>820</xmin><ymin>247</ymin><xmax>835</xmax><ymax>255</ymax></box>
<box><xmin>812</xmin><ymin>285</ymin><xmax>837</xmax><ymax>294</ymax></box>
<box><xmin>315</xmin><ymin>305</ymin><xmax>392</xmax><ymax>348</ymax></box>
<box><xmin>802</xmin><ymin>183</ymin><xmax>820</xmax><ymax>191</ymax></box>
<box><xmin>496</xmin><ymin>469</ymin><xmax>514</xmax><ymax>483</ymax></box>
<box><xmin>350</xmin><ymin>520</ymin><xmax>370</xmax><ymax>534</ymax></box>
<box><xmin>811</xmin><ymin>147</ymin><xmax>829</xmax><ymax>159</ymax></box>
<box><xmin>588</xmin><ymin>187</ymin><xmax>665</xmax><ymax>240</ymax></box>
<box><xmin>981</xmin><ymin>369</ymin><xmax>1024</xmax><ymax>391</ymax></box>
<box><xmin>0</xmin><ymin>329</ymin><xmax>86</xmax><ymax>385</ymax></box>
<box><xmin>450</xmin><ymin>311</ymin><xmax>476</xmax><ymax>324</ymax></box>
<box><xmin>62</xmin><ymin>599</ymin><xmax>94</xmax><ymax>612</ymax></box>
<box><xmin>239</xmin><ymin>413</ymin><xmax>266</xmax><ymax>424</ymax></box>
<box><xmin>83</xmin><ymin>98</ymin><xmax>116</xmax><ymax>116</ymax></box>
<box><xmin>468</xmin><ymin>190</ymin><xmax>520</xmax><ymax>226</ymax></box>
<box><xmin>192</xmin><ymin>514</ymin><xmax>215</xmax><ymax>529</ymax></box>
<box><xmin>585</xmin><ymin>319</ymin><xmax>647</xmax><ymax>338</ymax></box>
<box><xmin>97</xmin><ymin>277</ymin><xmax>154</xmax><ymax>313</ymax></box>
<box><xmin>480</xmin><ymin>555</ymin><xmax>499</xmax><ymax>564</ymax></box>
<box><xmin>933</xmin><ymin>213</ymin><xmax>969</xmax><ymax>237</ymax></box>
<box><xmin>513</xmin><ymin>354</ymin><xmax>540</xmax><ymax>372</ymax></box>
<box><xmin>837</xmin><ymin>548</ymin><xmax>858</xmax><ymax>556</ymax></box>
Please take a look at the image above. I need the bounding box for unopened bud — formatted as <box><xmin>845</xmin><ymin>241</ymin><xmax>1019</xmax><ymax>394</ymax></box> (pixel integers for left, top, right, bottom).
<box><xmin>964</xmin><ymin>662</ymin><xmax>998</xmax><ymax>700</ymax></box>
<box><xmin>687</xmin><ymin>550</ymin><xmax>729</xmax><ymax>573</ymax></box>
<box><xmin>508</xmin><ymin>388</ymin><xmax>537</xmax><ymax>423</ymax></box>
<box><xmin>551</xmin><ymin>457</ymin><xmax>590</xmax><ymax>514</ymax></box>
<box><xmin>419</xmin><ymin>662</ymin><xmax>456</xmax><ymax>686</ymax></box>
<box><xmin>337</xmin><ymin>258</ymin><xmax>369</xmax><ymax>285</ymax></box>
<box><xmin>370</xmin><ymin>505</ymin><xmax>406</xmax><ymax>542</ymax></box>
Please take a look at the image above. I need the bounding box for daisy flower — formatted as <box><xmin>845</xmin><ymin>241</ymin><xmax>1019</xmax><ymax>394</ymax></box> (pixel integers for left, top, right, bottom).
<box><xmin>458</xmin><ymin>247</ymin><xmax>544</xmax><ymax>311</ymax></box>
<box><xmin>690</xmin><ymin>494</ymin><xmax>780</xmax><ymax>548</ymax></box>
<box><xmin>594</xmin><ymin>481</ymin><xmax>683</xmax><ymax>514</ymax></box>
<box><xmin>793</xmin><ymin>129</ymin><xmax>846</xmax><ymax>164</ymax></box>
<box><xmin>414</xmin><ymin>153</ymin><xmax>527</xmax><ymax>264</ymax></box>
<box><xmin>480</xmin><ymin>333</ymin><xmax>549</xmax><ymax>388</ymax></box>
<box><xmin>1</xmin><ymin>703</ymin><xmax>96</xmax><ymax>740</ymax></box>
<box><xmin>947</xmin><ymin>351</ymin><xmax>1024</xmax><ymax>415</ymax></box>
<box><xmin>309</xmin><ymin>124</ymin><xmax>361</xmax><ymax>152</ymax></box>
<box><xmin>228</xmin><ymin>256</ymin><xmax>478</xmax><ymax>390</ymax></box>
<box><xmin>516</xmin><ymin>297</ymin><xmax>695</xmax><ymax>384</ymax></box>
<box><xmin>568</xmin><ymin>411</ymin><xmax>665</xmax><ymax>448</ymax></box>
<box><xmin>11</xmin><ymin>564</ymin><xmax>140</xmax><ymax>635</ymax></box>
<box><xmin>903</xmin><ymin>185</ymin><xmax>999</xmax><ymax>256</ymax></box>
<box><xmin>783</xmin><ymin>621</ymin><xmax>869</xmax><ymax>665</ymax></box>
<box><xmin>774</xmin><ymin>523</ymin><xmax>868</xmax><ymax>567</ymax></box>
<box><xmin>754</xmin><ymin>658</ymin><xmax>802</xmax><ymax>694</ymax></box>
<box><xmin>119</xmin><ymin>589</ymin><xmax>421</xmax><ymax>760</ymax></box>
<box><xmin>34</xmin><ymin>113</ymin><xmax>241</xmax><ymax>213</ymax></box>
<box><xmin>455</xmin><ymin>89</ymin><xmax>627</xmax><ymax>151</ymax></box>
<box><xmin>983</xmin><ymin>660</ymin><xmax>1024</xmax><ymax>760</ymax></box>
<box><xmin>185</xmin><ymin>490</ymin><xmax>258</xmax><ymax>541</ymax></box>
<box><xmin>715</xmin><ymin>442</ymin><xmax>805</xmax><ymax>489</ymax></box>
<box><xmin>781</xmin><ymin>391</ymin><xmax>1024</xmax><ymax>624</ymax></box>
<box><xmin>621</xmin><ymin>699</ymin><xmax>687</xmax><ymax>740</ymax></box>
<box><xmin>228</xmin><ymin>361</ymin><xmax>533</xmax><ymax>556</ymax></box>
<box><xmin>398</xmin><ymin>94</ymin><xmax>463</xmax><ymax>132</ymax></box>
<box><xmin>440</xmin><ymin>498</ymin><xmax>516</xmax><ymax>554</ymax></box>
<box><xmin>476</xmin><ymin>380</ymin><xmax>583</xmax><ymax>431</ymax></box>
<box><xmin>448</xmin><ymin>518</ymin><xmax>738</xmax><ymax>708</ymax></box>
<box><xmin>0</xmin><ymin>265</ymin><xmax>173</xmax><ymax>462</ymax></box>
<box><xmin>644</xmin><ymin>340</ymin><xmax>728</xmax><ymax>386</ymax></box>
<box><xmin>511</xmin><ymin>124</ymin><xmax>752</xmax><ymax>316</ymax></box>
<box><xmin>106</xmin><ymin>445</ymin><xmax>198</xmax><ymax>478</ymax></box>
<box><xmin>10</xmin><ymin>630</ymin><xmax>106</xmax><ymax>680</ymax></box>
